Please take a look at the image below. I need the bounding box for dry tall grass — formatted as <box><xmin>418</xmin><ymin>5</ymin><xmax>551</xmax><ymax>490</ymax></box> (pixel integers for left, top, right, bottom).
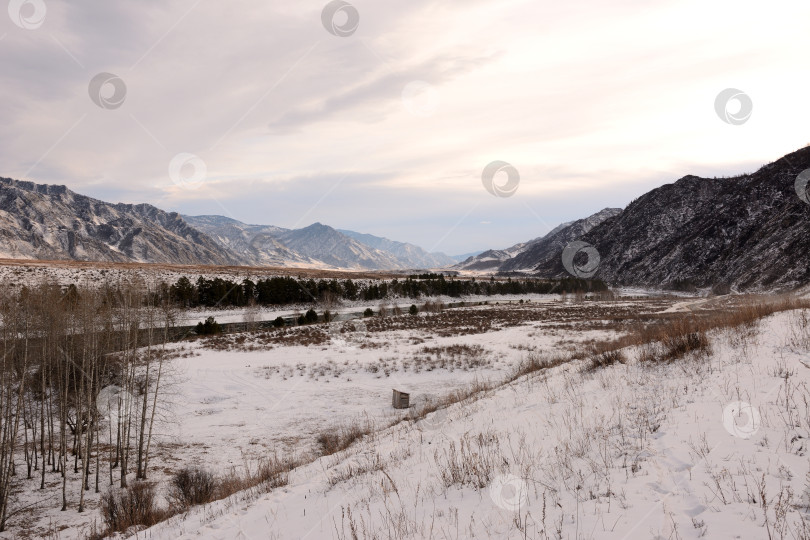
<box><xmin>581</xmin><ymin>295</ymin><xmax>810</xmax><ymax>371</ymax></box>
<box><xmin>217</xmin><ymin>454</ymin><xmax>295</xmax><ymax>497</ymax></box>
<box><xmin>99</xmin><ymin>482</ymin><xmax>167</xmax><ymax>535</ymax></box>
<box><xmin>317</xmin><ymin>420</ymin><xmax>375</xmax><ymax>456</ymax></box>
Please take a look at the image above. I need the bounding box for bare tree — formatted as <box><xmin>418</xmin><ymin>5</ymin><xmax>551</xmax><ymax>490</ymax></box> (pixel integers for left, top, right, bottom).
<box><xmin>0</xmin><ymin>280</ymin><xmax>176</xmax><ymax>529</ymax></box>
<box><xmin>142</xmin><ymin>296</ymin><xmax>176</xmax><ymax>478</ymax></box>
<box><xmin>0</xmin><ymin>292</ymin><xmax>27</xmax><ymax>530</ymax></box>
<box><xmin>243</xmin><ymin>300</ymin><xmax>260</xmax><ymax>332</ymax></box>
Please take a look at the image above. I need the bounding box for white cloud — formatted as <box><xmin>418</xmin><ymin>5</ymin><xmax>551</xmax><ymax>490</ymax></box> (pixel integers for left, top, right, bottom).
<box><xmin>1</xmin><ymin>0</ymin><xmax>809</xmax><ymax>253</ymax></box>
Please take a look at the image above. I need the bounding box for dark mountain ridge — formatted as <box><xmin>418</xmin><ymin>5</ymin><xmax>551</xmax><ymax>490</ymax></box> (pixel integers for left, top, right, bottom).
<box><xmin>572</xmin><ymin>147</ymin><xmax>810</xmax><ymax>290</ymax></box>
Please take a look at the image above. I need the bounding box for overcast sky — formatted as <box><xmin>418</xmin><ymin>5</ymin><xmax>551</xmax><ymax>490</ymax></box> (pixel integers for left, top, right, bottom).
<box><xmin>2</xmin><ymin>0</ymin><xmax>809</xmax><ymax>255</ymax></box>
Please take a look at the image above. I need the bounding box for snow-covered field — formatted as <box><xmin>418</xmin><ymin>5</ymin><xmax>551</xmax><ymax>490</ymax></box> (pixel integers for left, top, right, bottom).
<box><xmin>13</xmin><ymin>294</ymin><xmax>810</xmax><ymax>539</ymax></box>
<box><xmin>9</xmin><ymin>297</ymin><xmax>674</xmax><ymax>539</ymax></box>
<box><xmin>131</xmin><ymin>305</ymin><xmax>810</xmax><ymax>539</ymax></box>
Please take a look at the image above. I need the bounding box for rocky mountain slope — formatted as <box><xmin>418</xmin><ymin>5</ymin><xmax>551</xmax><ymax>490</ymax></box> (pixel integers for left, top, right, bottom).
<box><xmin>456</xmin><ymin>146</ymin><xmax>810</xmax><ymax>291</ymax></box>
<box><xmin>449</xmin><ymin>250</ymin><xmax>484</xmax><ymax>262</ymax></box>
<box><xmin>499</xmin><ymin>208</ymin><xmax>621</xmax><ymax>272</ymax></box>
<box><xmin>569</xmin><ymin>146</ymin><xmax>810</xmax><ymax>290</ymax></box>
<box><xmin>185</xmin><ymin>216</ymin><xmax>451</xmax><ymax>270</ymax></box>
<box><xmin>338</xmin><ymin>229</ymin><xmax>456</xmax><ymax>268</ymax></box>
<box><xmin>453</xmin><ymin>241</ymin><xmax>535</xmax><ymax>271</ymax></box>
<box><xmin>485</xmin><ymin>147</ymin><xmax>810</xmax><ymax>290</ymax></box>
<box><xmin>276</xmin><ymin>223</ymin><xmax>403</xmax><ymax>270</ymax></box>
<box><xmin>0</xmin><ymin>176</ymin><xmax>456</xmax><ymax>271</ymax></box>
<box><xmin>181</xmin><ymin>215</ymin><xmax>319</xmax><ymax>268</ymax></box>
<box><xmin>0</xmin><ymin>178</ymin><xmax>236</xmax><ymax>265</ymax></box>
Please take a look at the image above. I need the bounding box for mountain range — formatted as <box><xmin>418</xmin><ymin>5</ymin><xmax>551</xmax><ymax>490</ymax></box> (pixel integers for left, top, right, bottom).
<box><xmin>182</xmin><ymin>215</ymin><xmax>456</xmax><ymax>270</ymax></box>
<box><xmin>458</xmin><ymin>146</ymin><xmax>810</xmax><ymax>291</ymax></box>
<box><xmin>0</xmin><ymin>177</ymin><xmax>455</xmax><ymax>270</ymax></box>
<box><xmin>2</xmin><ymin>145</ymin><xmax>809</xmax><ymax>290</ymax></box>
<box><xmin>564</xmin><ymin>147</ymin><xmax>810</xmax><ymax>290</ymax></box>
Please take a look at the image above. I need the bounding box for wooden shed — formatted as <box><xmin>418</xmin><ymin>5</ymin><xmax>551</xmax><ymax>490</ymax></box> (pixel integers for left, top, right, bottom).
<box><xmin>392</xmin><ymin>389</ymin><xmax>410</xmax><ymax>409</ymax></box>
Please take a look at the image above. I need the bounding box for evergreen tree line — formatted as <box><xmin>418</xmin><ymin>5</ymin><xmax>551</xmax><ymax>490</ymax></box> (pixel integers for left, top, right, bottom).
<box><xmin>163</xmin><ymin>275</ymin><xmax>608</xmax><ymax>308</ymax></box>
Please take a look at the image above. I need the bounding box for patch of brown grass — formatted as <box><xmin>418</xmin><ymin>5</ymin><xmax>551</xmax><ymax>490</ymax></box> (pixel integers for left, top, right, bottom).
<box><xmin>585</xmin><ymin>349</ymin><xmax>627</xmax><ymax>372</ymax></box>
<box><xmin>217</xmin><ymin>454</ymin><xmax>294</xmax><ymax>497</ymax></box>
<box><xmin>510</xmin><ymin>352</ymin><xmax>571</xmax><ymax>380</ymax></box>
<box><xmin>316</xmin><ymin>420</ymin><xmax>374</xmax><ymax>456</ymax></box>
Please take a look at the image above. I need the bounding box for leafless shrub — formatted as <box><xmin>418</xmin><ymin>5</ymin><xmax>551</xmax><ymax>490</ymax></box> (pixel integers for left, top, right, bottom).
<box><xmin>167</xmin><ymin>467</ymin><xmax>217</xmax><ymax>508</ymax></box>
<box><xmin>321</xmin><ymin>290</ymin><xmax>340</xmax><ymax>309</ymax></box>
<box><xmin>421</xmin><ymin>300</ymin><xmax>445</xmax><ymax>313</ymax></box>
<box><xmin>788</xmin><ymin>309</ymin><xmax>810</xmax><ymax>351</ymax></box>
<box><xmin>593</xmin><ymin>289</ymin><xmax>616</xmax><ymax>301</ymax></box>
<box><xmin>100</xmin><ymin>482</ymin><xmax>166</xmax><ymax>534</ymax></box>
<box><xmin>202</xmin><ymin>325</ymin><xmax>330</xmax><ymax>351</ymax></box>
<box><xmin>326</xmin><ymin>452</ymin><xmax>385</xmax><ymax>488</ymax></box>
<box><xmin>243</xmin><ymin>301</ymin><xmax>260</xmax><ymax>331</ymax></box>
<box><xmin>634</xmin><ymin>317</ymin><xmax>712</xmax><ymax>364</ymax></box>
<box><xmin>633</xmin><ymin>340</ymin><xmax>658</xmax><ymax>363</ymax></box>
<box><xmin>403</xmin><ymin>344</ymin><xmax>491</xmax><ymax>372</ymax></box>
<box><xmin>663</xmin><ymin>331</ymin><xmax>711</xmax><ymax>361</ymax></box>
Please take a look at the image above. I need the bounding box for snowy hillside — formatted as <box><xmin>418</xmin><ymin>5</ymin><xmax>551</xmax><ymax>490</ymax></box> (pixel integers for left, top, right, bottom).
<box><xmin>493</xmin><ymin>147</ymin><xmax>810</xmax><ymax>290</ymax></box>
<box><xmin>501</xmin><ymin>207</ymin><xmax>621</xmax><ymax>272</ymax></box>
<box><xmin>135</xmin><ymin>302</ymin><xmax>810</xmax><ymax>540</ymax></box>
<box><xmin>184</xmin><ymin>216</ymin><xmax>455</xmax><ymax>271</ymax></box>
<box><xmin>574</xmin><ymin>146</ymin><xmax>810</xmax><ymax>289</ymax></box>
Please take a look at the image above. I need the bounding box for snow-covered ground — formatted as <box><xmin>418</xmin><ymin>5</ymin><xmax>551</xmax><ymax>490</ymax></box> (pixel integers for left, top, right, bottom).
<box><xmin>148</xmin><ymin>301</ymin><xmax>635</xmax><ymax>475</ymax></box>
<box><xmin>13</xmin><ymin>298</ymin><xmax>667</xmax><ymax>538</ymax></box>
<box><xmin>177</xmin><ymin>291</ymin><xmax>697</xmax><ymax>328</ymax></box>
<box><xmin>175</xmin><ymin>294</ymin><xmax>563</xmax><ymax>326</ymax></box>
<box><xmin>131</xmin><ymin>308</ymin><xmax>810</xmax><ymax>539</ymax></box>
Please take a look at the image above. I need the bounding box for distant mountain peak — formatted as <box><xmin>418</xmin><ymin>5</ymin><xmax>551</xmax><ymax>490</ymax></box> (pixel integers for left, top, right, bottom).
<box><xmin>183</xmin><ymin>216</ymin><xmax>454</xmax><ymax>270</ymax></box>
<box><xmin>338</xmin><ymin>228</ymin><xmax>456</xmax><ymax>268</ymax></box>
<box><xmin>0</xmin><ymin>177</ymin><xmax>235</xmax><ymax>265</ymax></box>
